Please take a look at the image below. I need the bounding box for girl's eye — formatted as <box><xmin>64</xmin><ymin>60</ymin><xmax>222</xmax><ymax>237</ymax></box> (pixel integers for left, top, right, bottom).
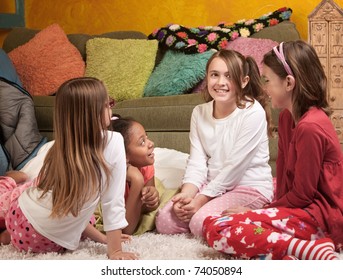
<box><xmin>261</xmin><ymin>77</ymin><xmax>269</xmax><ymax>84</ymax></box>
<box><xmin>107</xmin><ymin>98</ymin><xmax>115</xmax><ymax>108</ymax></box>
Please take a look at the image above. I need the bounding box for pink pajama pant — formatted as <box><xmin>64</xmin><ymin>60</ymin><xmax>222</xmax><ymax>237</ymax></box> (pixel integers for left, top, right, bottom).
<box><xmin>203</xmin><ymin>207</ymin><xmax>323</xmax><ymax>259</ymax></box>
<box><xmin>0</xmin><ymin>176</ymin><xmax>33</xmax><ymax>224</ymax></box>
<box><xmin>155</xmin><ymin>186</ymin><xmax>269</xmax><ymax>237</ymax></box>
<box><xmin>0</xmin><ymin>176</ymin><xmax>63</xmax><ymax>252</ymax></box>
<box><xmin>1</xmin><ymin>176</ymin><xmax>95</xmax><ymax>253</ymax></box>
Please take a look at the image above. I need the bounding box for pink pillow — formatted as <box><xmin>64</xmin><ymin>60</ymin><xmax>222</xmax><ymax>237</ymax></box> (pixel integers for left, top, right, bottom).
<box><xmin>225</xmin><ymin>37</ymin><xmax>278</xmax><ymax>73</ymax></box>
<box><xmin>9</xmin><ymin>24</ymin><xmax>85</xmax><ymax>96</ymax></box>
<box><xmin>191</xmin><ymin>37</ymin><xmax>278</xmax><ymax>93</ymax></box>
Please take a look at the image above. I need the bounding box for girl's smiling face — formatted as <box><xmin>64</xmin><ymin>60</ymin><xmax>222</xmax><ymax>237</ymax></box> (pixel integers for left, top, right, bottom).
<box><xmin>206</xmin><ymin>57</ymin><xmax>237</xmax><ymax>105</ymax></box>
<box><xmin>103</xmin><ymin>98</ymin><xmax>115</xmax><ymax>128</ymax></box>
<box><xmin>126</xmin><ymin>122</ymin><xmax>155</xmax><ymax>168</ymax></box>
<box><xmin>261</xmin><ymin>64</ymin><xmax>292</xmax><ymax>110</ymax></box>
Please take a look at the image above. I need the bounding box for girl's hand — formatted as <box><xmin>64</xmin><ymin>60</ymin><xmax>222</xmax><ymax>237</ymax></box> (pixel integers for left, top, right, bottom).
<box><xmin>142</xmin><ymin>186</ymin><xmax>159</xmax><ymax>211</ymax></box>
<box><xmin>5</xmin><ymin>170</ymin><xmax>28</xmax><ymax>184</ymax></box>
<box><xmin>222</xmin><ymin>206</ymin><xmax>252</xmax><ymax>215</ymax></box>
<box><xmin>171</xmin><ymin>185</ymin><xmax>198</xmax><ymax>222</ymax></box>
<box><xmin>172</xmin><ymin>193</ymin><xmax>193</xmax><ymax>221</ymax></box>
<box><xmin>178</xmin><ymin>198</ymin><xmax>203</xmax><ymax>222</ymax></box>
<box><xmin>121</xmin><ymin>234</ymin><xmax>132</xmax><ymax>243</ymax></box>
<box><xmin>106</xmin><ymin>230</ymin><xmax>137</xmax><ymax>260</ymax></box>
<box><xmin>171</xmin><ymin>192</ymin><xmax>192</xmax><ymax>204</ymax></box>
<box><xmin>108</xmin><ymin>250</ymin><xmax>139</xmax><ymax>260</ymax></box>
<box><xmin>175</xmin><ymin>194</ymin><xmax>210</xmax><ymax>222</ymax></box>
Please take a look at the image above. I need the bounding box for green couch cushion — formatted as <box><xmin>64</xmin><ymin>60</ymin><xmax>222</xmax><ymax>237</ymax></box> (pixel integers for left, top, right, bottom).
<box><xmin>2</xmin><ymin>28</ymin><xmax>148</xmax><ymax>61</ymax></box>
<box><xmin>67</xmin><ymin>31</ymin><xmax>147</xmax><ymax>60</ymax></box>
<box><xmin>113</xmin><ymin>94</ymin><xmax>205</xmax><ymax>132</ymax></box>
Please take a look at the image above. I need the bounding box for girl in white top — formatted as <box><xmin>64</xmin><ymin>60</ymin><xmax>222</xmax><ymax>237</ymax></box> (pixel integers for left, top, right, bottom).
<box><xmin>156</xmin><ymin>49</ymin><xmax>274</xmax><ymax>236</ymax></box>
<box><xmin>1</xmin><ymin>77</ymin><xmax>137</xmax><ymax>260</ymax></box>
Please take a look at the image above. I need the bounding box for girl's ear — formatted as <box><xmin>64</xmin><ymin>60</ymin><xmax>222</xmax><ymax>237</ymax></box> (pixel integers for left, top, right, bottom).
<box><xmin>241</xmin><ymin>76</ymin><xmax>250</xmax><ymax>89</ymax></box>
<box><xmin>286</xmin><ymin>75</ymin><xmax>296</xmax><ymax>91</ymax></box>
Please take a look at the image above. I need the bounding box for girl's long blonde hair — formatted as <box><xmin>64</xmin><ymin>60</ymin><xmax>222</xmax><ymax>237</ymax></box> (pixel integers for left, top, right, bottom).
<box><xmin>37</xmin><ymin>77</ymin><xmax>111</xmax><ymax>218</ymax></box>
<box><xmin>203</xmin><ymin>49</ymin><xmax>272</xmax><ymax>136</ymax></box>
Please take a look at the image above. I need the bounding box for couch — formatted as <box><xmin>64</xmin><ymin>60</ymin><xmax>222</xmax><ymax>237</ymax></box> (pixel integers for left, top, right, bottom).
<box><xmin>2</xmin><ymin>20</ymin><xmax>301</xmax><ymax>176</ymax></box>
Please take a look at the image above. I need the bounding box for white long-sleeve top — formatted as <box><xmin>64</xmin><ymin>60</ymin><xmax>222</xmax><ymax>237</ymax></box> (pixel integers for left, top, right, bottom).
<box><xmin>182</xmin><ymin>100</ymin><xmax>273</xmax><ymax>200</ymax></box>
<box><xmin>18</xmin><ymin>131</ymin><xmax>127</xmax><ymax>250</ymax></box>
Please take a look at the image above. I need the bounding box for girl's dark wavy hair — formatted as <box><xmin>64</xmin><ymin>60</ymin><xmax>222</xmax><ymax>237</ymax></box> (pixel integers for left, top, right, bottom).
<box><xmin>109</xmin><ymin>114</ymin><xmax>137</xmax><ymax>151</ymax></box>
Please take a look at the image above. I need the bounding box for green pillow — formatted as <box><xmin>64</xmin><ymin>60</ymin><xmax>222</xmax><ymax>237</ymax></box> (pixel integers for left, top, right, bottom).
<box><xmin>93</xmin><ymin>177</ymin><xmax>179</xmax><ymax>235</ymax></box>
<box><xmin>143</xmin><ymin>49</ymin><xmax>214</xmax><ymax>97</ymax></box>
<box><xmin>85</xmin><ymin>38</ymin><xmax>158</xmax><ymax>101</ymax></box>
<box><xmin>133</xmin><ymin>177</ymin><xmax>179</xmax><ymax>235</ymax></box>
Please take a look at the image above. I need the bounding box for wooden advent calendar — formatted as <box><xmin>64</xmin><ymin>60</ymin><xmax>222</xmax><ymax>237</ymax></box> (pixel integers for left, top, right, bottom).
<box><xmin>308</xmin><ymin>0</ymin><xmax>343</xmax><ymax>144</ymax></box>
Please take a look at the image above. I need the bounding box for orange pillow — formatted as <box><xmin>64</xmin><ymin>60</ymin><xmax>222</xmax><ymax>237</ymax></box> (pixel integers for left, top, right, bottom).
<box><xmin>9</xmin><ymin>24</ymin><xmax>85</xmax><ymax>96</ymax></box>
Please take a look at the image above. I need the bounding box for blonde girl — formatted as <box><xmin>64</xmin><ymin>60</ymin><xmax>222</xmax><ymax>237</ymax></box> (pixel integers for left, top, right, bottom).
<box><xmin>2</xmin><ymin>77</ymin><xmax>137</xmax><ymax>260</ymax></box>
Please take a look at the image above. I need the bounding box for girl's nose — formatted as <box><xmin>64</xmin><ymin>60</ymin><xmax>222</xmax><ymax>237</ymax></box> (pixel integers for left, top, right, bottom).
<box><xmin>148</xmin><ymin>139</ymin><xmax>154</xmax><ymax>148</ymax></box>
<box><xmin>217</xmin><ymin>75</ymin><xmax>226</xmax><ymax>85</ymax></box>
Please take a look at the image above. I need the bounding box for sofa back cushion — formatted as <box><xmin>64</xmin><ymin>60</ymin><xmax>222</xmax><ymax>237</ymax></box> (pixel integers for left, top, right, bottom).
<box><xmin>67</xmin><ymin>31</ymin><xmax>148</xmax><ymax>60</ymax></box>
<box><xmin>2</xmin><ymin>28</ymin><xmax>148</xmax><ymax>61</ymax></box>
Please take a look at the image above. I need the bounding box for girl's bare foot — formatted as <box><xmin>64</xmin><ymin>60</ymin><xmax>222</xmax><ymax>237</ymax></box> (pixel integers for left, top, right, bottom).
<box><xmin>0</xmin><ymin>230</ymin><xmax>11</xmax><ymax>245</ymax></box>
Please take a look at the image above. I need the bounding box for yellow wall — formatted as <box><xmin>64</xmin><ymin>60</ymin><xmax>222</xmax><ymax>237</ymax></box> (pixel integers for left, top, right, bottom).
<box><xmin>1</xmin><ymin>0</ymin><xmax>343</xmax><ymax>47</ymax></box>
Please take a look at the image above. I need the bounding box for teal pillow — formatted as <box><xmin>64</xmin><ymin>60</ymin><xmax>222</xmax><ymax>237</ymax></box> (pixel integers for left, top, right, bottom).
<box><xmin>143</xmin><ymin>49</ymin><xmax>214</xmax><ymax>97</ymax></box>
<box><xmin>0</xmin><ymin>49</ymin><xmax>22</xmax><ymax>86</ymax></box>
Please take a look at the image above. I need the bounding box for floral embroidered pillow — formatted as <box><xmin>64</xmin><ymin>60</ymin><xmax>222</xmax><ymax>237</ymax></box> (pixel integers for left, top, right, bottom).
<box><xmin>148</xmin><ymin>7</ymin><xmax>292</xmax><ymax>54</ymax></box>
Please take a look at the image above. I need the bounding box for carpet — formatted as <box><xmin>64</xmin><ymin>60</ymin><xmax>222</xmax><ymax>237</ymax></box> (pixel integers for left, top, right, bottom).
<box><xmin>1</xmin><ymin>232</ymin><xmax>342</xmax><ymax>260</ymax></box>
<box><xmin>0</xmin><ymin>232</ymin><xmax>228</xmax><ymax>260</ymax></box>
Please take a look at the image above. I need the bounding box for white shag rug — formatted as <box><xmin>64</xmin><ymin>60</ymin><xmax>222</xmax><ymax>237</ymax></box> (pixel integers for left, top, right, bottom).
<box><xmin>1</xmin><ymin>232</ymin><xmax>342</xmax><ymax>260</ymax></box>
<box><xmin>0</xmin><ymin>232</ymin><xmax>227</xmax><ymax>260</ymax></box>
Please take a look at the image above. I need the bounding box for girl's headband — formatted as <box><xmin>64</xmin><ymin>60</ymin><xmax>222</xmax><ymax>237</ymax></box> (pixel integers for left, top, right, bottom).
<box><xmin>273</xmin><ymin>42</ymin><xmax>294</xmax><ymax>76</ymax></box>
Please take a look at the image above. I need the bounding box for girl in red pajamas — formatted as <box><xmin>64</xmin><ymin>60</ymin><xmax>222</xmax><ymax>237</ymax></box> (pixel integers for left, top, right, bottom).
<box><xmin>203</xmin><ymin>40</ymin><xmax>343</xmax><ymax>260</ymax></box>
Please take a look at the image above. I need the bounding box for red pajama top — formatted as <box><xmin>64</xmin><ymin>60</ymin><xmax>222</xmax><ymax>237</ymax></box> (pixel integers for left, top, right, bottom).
<box><xmin>124</xmin><ymin>165</ymin><xmax>154</xmax><ymax>201</ymax></box>
<box><xmin>268</xmin><ymin>107</ymin><xmax>343</xmax><ymax>245</ymax></box>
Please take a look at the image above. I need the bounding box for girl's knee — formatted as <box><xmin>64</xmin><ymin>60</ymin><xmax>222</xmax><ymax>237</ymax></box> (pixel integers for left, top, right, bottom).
<box><xmin>155</xmin><ymin>203</ymin><xmax>172</xmax><ymax>234</ymax></box>
<box><xmin>189</xmin><ymin>211</ymin><xmax>207</xmax><ymax>237</ymax></box>
<box><xmin>155</xmin><ymin>204</ymin><xmax>189</xmax><ymax>235</ymax></box>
